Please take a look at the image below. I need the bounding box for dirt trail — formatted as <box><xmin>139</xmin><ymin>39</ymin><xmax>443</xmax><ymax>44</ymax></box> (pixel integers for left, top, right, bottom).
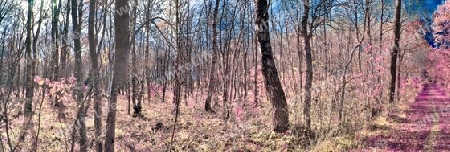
<box><xmin>361</xmin><ymin>83</ymin><xmax>450</xmax><ymax>151</ymax></box>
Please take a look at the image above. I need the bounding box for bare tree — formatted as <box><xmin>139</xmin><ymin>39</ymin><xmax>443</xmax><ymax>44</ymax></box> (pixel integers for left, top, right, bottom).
<box><xmin>205</xmin><ymin>0</ymin><xmax>220</xmax><ymax>112</ymax></box>
<box><xmin>169</xmin><ymin>0</ymin><xmax>183</xmax><ymax>150</ymax></box>
<box><xmin>24</xmin><ymin>0</ymin><xmax>34</xmax><ymax>122</ymax></box>
<box><xmin>70</xmin><ymin>0</ymin><xmax>88</xmax><ymax>150</ymax></box>
<box><xmin>105</xmin><ymin>0</ymin><xmax>130</xmax><ymax>151</ymax></box>
<box><xmin>255</xmin><ymin>0</ymin><xmax>289</xmax><ymax>133</ymax></box>
<box><xmin>389</xmin><ymin>0</ymin><xmax>401</xmax><ymax>103</ymax></box>
<box><xmin>61</xmin><ymin>0</ymin><xmax>70</xmax><ymax>78</ymax></box>
<box><xmin>51</xmin><ymin>0</ymin><xmax>60</xmax><ymax>80</ymax></box>
<box><xmin>88</xmin><ymin>0</ymin><xmax>102</xmax><ymax>151</ymax></box>
<box><xmin>301</xmin><ymin>0</ymin><xmax>312</xmax><ymax>135</ymax></box>
<box><xmin>379</xmin><ymin>0</ymin><xmax>384</xmax><ymax>50</ymax></box>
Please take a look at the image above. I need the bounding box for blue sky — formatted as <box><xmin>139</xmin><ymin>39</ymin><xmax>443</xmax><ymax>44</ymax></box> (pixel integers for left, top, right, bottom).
<box><xmin>405</xmin><ymin>0</ymin><xmax>446</xmax><ymax>17</ymax></box>
<box><xmin>403</xmin><ymin>0</ymin><xmax>447</xmax><ymax>46</ymax></box>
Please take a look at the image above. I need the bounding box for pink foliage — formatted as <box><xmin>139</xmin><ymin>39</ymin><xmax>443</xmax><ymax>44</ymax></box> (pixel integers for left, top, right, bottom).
<box><xmin>433</xmin><ymin>0</ymin><xmax>450</xmax><ymax>44</ymax></box>
<box><xmin>427</xmin><ymin>49</ymin><xmax>450</xmax><ymax>91</ymax></box>
<box><xmin>233</xmin><ymin>105</ymin><xmax>245</xmax><ymax>122</ymax></box>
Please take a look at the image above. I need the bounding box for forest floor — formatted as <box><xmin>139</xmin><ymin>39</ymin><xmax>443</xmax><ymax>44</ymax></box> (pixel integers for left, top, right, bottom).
<box><xmin>355</xmin><ymin>83</ymin><xmax>450</xmax><ymax>151</ymax></box>
<box><xmin>3</xmin><ymin>88</ymin><xmax>306</xmax><ymax>151</ymax></box>
<box><xmin>5</xmin><ymin>83</ymin><xmax>450</xmax><ymax>151</ymax></box>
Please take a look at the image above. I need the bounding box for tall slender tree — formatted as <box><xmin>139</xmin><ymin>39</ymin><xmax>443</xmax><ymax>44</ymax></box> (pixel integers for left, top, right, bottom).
<box><xmin>71</xmin><ymin>0</ymin><xmax>87</xmax><ymax>151</ymax></box>
<box><xmin>205</xmin><ymin>0</ymin><xmax>220</xmax><ymax>112</ymax></box>
<box><xmin>61</xmin><ymin>0</ymin><xmax>70</xmax><ymax>78</ymax></box>
<box><xmin>302</xmin><ymin>0</ymin><xmax>312</xmax><ymax>134</ymax></box>
<box><xmin>51</xmin><ymin>0</ymin><xmax>60</xmax><ymax>80</ymax></box>
<box><xmin>88</xmin><ymin>0</ymin><xmax>102</xmax><ymax>151</ymax></box>
<box><xmin>389</xmin><ymin>0</ymin><xmax>401</xmax><ymax>103</ymax></box>
<box><xmin>105</xmin><ymin>0</ymin><xmax>130</xmax><ymax>151</ymax></box>
<box><xmin>170</xmin><ymin>0</ymin><xmax>183</xmax><ymax>149</ymax></box>
<box><xmin>71</xmin><ymin>0</ymin><xmax>82</xmax><ymax>99</ymax></box>
<box><xmin>24</xmin><ymin>0</ymin><xmax>34</xmax><ymax>121</ymax></box>
<box><xmin>379</xmin><ymin>0</ymin><xmax>384</xmax><ymax>51</ymax></box>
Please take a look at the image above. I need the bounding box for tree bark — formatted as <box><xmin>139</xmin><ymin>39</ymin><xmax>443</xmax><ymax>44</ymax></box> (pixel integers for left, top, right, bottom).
<box><xmin>51</xmin><ymin>0</ymin><xmax>60</xmax><ymax>80</ymax></box>
<box><xmin>24</xmin><ymin>0</ymin><xmax>34</xmax><ymax>121</ymax></box>
<box><xmin>255</xmin><ymin>0</ymin><xmax>289</xmax><ymax>133</ymax></box>
<box><xmin>389</xmin><ymin>0</ymin><xmax>401</xmax><ymax>103</ymax></box>
<box><xmin>205</xmin><ymin>0</ymin><xmax>220</xmax><ymax>112</ymax></box>
<box><xmin>88</xmin><ymin>0</ymin><xmax>102</xmax><ymax>151</ymax></box>
<box><xmin>61</xmin><ymin>0</ymin><xmax>70</xmax><ymax>78</ymax></box>
<box><xmin>71</xmin><ymin>0</ymin><xmax>87</xmax><ymax>151</ymax></box>
<box><xmin>145</xmin><ymin>4</ymin><xmax>151</xmax><ymax>103</ymax></box>
<box><xmin>170</xmin><ymin>0</ymin><xmax>182</xmax><ymax>149</ymax></box>
<box><xmin>130</xmin><ymin>0</ymin><xmax>142</xmax><ymax>117</ymax></box>
<box><xmin>105</xmin><ymin>0</ymin><xmax>130</xmax><ymax>151</ymax></box>
<box><xmin>379</xmin><ymin>0</ymin><xmax>384</xmax><ymax>52</ymax></box>
<box><xmin>302</xmin><ymin>0</ymin><xmax>312</xmax><ymax>134</ymax></box>
<box><xmin>20</xmin><ymin>2</ymin><xmax>35</xmax><ymax>150</ymax></box>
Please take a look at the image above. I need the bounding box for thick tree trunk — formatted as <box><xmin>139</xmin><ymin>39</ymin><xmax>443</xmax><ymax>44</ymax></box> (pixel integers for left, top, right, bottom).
<box><xmin>255</xmin><ymin>0</ymin><xmax>289</xmax><ymax>133</ymax></box>
<box><xmin>105</xmin><ymin>0</ymin><xmax>130</xmax><ymax>151</ymax></box>
<box><xmin>389</xmin><ymin>0</ymin><xmax>401</xmax><ymax>103</ymax></box>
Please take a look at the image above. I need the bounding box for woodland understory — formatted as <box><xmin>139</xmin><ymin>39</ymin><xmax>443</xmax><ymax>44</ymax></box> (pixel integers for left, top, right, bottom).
<box><xmin>1</xmin><ymin>0</ymin><xmax>450</xmax><ymax>151</ymax></box>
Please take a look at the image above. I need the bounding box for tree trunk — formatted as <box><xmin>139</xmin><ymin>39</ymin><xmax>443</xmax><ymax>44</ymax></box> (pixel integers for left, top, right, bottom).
<box><xmin>255</xmin><ymin>0</ymin><xmax>289</xmax><ymax>133</ymax></box>
<box><xmin>51</xmin><ymin>0</ymin><xmax>60</xmax><ymax>80</ymax></box>
<box><xmin>302</xmin><ymin>0</ymin><xmax>312</xmax><ymax>135</ymax></box>
<box><xmin>131</xmin><ymin>0</ymin><xmax>142</xmax><ymax>117</ymax></box>
<box><xmin>253</xmin><ymin>26</ymin><xmax>258</xmax><ymax>106</ymax></box>
<box><xmin>105</xmin><ymin>0</ymin><xmax>130</xmax><ymax>151</ymax></box>
<box><xmin>72</xmin><ymin>0</ymin><xmax>82</xmax><ymax>98</ymax></box>
<box><xmin>145</xmin><ymin>5</ymin><xmax>151</xmax><ymax>103</ymax></box>
<box><xmin>170</xmin><ymin>0</ymin><xmax>182</xmax><ymax>149</ymax></box>
<box><xmin>389</xmin><ymin>0</ymin><xmax>401</xmax><ymax>103</ymax></box>
<box><xmin>205</xmin><ymin>0</ymin><xmax>220</xmax><ymax>112</ymax></box>
<box><xmin>24</xmin><ymin>0</ymin><xmax>34</xmax><ymax>125</ymax></box>
<box><xmin>0</xmin><ymin>29</ymin><xmax>5</xmax><ymax>85</ymax></box>
<box><xmin>71</xmin><ymin>0</ymin><xmax>87</xmax><ymax>151</ymax></box>
<box><xmin>61</xmin><ymin>0</ymin><xmax>70</xmax><ymax>78</ymax></box>
<box><xmin>52</xmin><ymin>0</ymin><xmax>65</xmax><ymax>121</ymax></box>
<box><xmin>31</xmin><ymin>2</ymin><xmax>44</xmax><ymax>151</ymax></box>
<box><xmin>88</xmin><ymin>0</ymin><xmax>102</xmax><ymax>151</ymax></box>
<box><xmin>379</xmin><ymin>0</ymin><xmax>384</xmax><ymax>52</ymax></box>
<box><xmin>21</xmin><ymin>3</ymin><xmax>34</xmax><ymax>150</ymax></box>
